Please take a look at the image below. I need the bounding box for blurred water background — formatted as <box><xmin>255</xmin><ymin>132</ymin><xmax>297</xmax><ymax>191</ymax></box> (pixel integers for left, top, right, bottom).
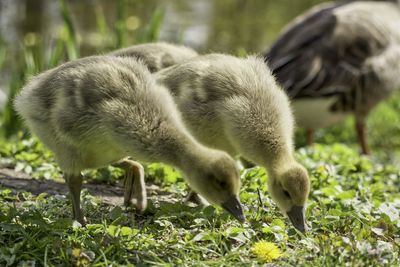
<box><xmin>0</xmin><ymin>0</ymin><xmax>329</xmax><ymax>52</ymax></box>
<box><xmin>0</xmin><ymin>0</ymin><xmax>326</xmax><ymax>95</ymax></box>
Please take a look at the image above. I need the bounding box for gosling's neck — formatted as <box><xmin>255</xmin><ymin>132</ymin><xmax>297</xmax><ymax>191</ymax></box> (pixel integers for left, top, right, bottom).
<box><xmin>153</xmin><ymin>131</ymin><xmax>211</xmax><ymax>175</ymax></box>
<box><xmin>174</xmin><ymin>140</ymin><xmax>214</xmax><ymax>175</ymax></box>
<box><xmin>263</xmin><ymin>148</ymin><xmax>298</xmax><ymax>178</ymax></box>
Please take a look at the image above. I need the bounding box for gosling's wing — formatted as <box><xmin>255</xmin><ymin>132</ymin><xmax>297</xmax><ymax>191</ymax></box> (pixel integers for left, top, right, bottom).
<box><xmin>264</xmin><ymin>1</ymin><xmax>397</xmax><ymax>99</ymax></box>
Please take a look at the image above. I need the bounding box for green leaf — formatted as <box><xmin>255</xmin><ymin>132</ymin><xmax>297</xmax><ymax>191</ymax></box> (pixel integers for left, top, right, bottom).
<box><xmin>337</xmin><ymin>190</ymin><xmax>356</xmax><ymax>200</ymax></box>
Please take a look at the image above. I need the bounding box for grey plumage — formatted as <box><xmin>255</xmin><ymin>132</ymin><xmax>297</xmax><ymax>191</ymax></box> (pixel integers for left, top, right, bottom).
<box><xmin>109</xmin><ymin>42</ymin><xmax>198</xmax><ymax>73</ymax></box>
<box><xmin>264</xmin><ymin>1</ymin><xmax>400</xmax><ymax>153</ymax></box>
<box><xmin>14</xmin><ymin>56</ymin><xmax>244</xmax><ymax>223</ymax></box>
<box><xmin>156</xmin><ymin>54</ymin><xmax>310</xmax><ymax>232</ymax></box>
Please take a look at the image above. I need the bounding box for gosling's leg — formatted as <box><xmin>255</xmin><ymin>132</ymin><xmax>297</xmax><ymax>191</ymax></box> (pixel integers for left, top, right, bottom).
<box><xmin>355</xmin><ymin>119</ymin><xmax>370</xmax><ymax>155</ymax></box>
<box><xmin>114</xmin><ymin>159</ymin><xmax>147</xmax><ymax>213</ymax></box>
<box><xmin>64</xmin><ymin>173</ymin><xmax>86</xmax><ymax>224</ymax></box>
<box><xmin>184</xmin><ymin>190</ymin><xmax>209</xmax><ymax>207</ymax></box>
<box><xmin>306</xmin><ymin>128</ymin><xmax>314</xmax><ymax>146</ymax></box>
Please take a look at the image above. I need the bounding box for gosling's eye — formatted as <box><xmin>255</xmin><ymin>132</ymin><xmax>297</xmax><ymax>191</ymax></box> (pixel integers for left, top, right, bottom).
<box><xmin>283</xmin><ymin>190</ymin><xmax>291</xmax><ymax>198</ymax></box>
<box><xmin>217</xmin><ymin>180</ymin><xmax>227</xmax><ymax>188</ymax></box>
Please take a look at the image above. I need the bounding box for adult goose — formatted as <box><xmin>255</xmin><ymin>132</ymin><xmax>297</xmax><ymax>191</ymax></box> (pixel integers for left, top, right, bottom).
<box><xmin>264</xmin><ymin>1</ymin><xmax>400</xmax><ymax>154</ymax></box>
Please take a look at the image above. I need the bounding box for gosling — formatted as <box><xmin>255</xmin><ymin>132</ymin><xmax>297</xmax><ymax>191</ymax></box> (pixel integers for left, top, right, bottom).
<box><xmin>156</xmin><ymin>54</ymin><xmax>310</xmax><ymax>232</ymax></box>
<box><xmin>109</xmin><ymin>42</ymin><xmax>198</xmax><ymax>73</ymax></box>
<box><xmin>14</xmin><ymin>56</ymin><xmax>244</xmax><ymax>224</ymax></box>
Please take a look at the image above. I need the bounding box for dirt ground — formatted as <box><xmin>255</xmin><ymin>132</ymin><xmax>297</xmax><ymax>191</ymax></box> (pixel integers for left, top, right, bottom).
<box><xmin>0</xmin><ymin>168</ymin><xmax>175</xmax><ymax>206</ymax></box>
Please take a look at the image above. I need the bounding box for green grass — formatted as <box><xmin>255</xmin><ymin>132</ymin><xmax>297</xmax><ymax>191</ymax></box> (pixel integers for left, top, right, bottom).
<box><xmin>0</xmin><ymin>138</ymin><xmax>399</xmax><ymax>266</ymax></box>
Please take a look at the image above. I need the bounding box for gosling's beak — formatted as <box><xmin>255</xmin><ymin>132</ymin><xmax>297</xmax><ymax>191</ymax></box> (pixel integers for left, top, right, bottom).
<box><xmin>221</xmin><ymin>195</ymin><xmax>245</xmax><ymax>223</ymax></box>
<box><xmin>287</xmin><ymin>205</ymin><xmax>306</xmax><ymax>233</ymax></box>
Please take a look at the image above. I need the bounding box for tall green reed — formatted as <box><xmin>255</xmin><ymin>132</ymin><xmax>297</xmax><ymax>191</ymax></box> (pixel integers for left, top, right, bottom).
<box><xmin>115</xmin><ymin>0</ymin><xmax>127</xmax><ymax>48</ymax></box>
<box><xmin>139</xmin><ymin>8</ymin><xmax>164</xmax><ymax>43</ymax></box>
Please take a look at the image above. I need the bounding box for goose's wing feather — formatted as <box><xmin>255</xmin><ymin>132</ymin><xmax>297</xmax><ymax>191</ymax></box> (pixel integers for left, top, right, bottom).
<box><xmin>264</xmin><ymin>1</ymin><xmax>396</xmax><ymax>99</ymax></box>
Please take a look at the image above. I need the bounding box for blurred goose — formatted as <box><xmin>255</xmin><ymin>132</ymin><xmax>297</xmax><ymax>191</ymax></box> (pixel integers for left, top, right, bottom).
<box><xmin>264</xmin><ymin>1</ymin><xmax>400</xmax><ymax>154</ymax></box>
<box><xmin>14</xmin><ymin>56</ymin><xmax>244</xmax><ymax>224</ymax></box>
<box><xmin>156</xmin><ymin>54</ymin><xmax>310</xmax><ymax>232</ymax></box>
<box><xmin>109</xmin><ymin>42</ymin><xmax>198</xmax><ymax>73</ymax></box>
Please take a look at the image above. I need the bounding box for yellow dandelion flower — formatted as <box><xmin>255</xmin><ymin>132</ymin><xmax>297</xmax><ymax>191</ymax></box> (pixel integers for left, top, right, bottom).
<box><xmin>252</xmin><ymin>240</ymin><xmax>282</xmax><ymax>263</ymax></box>
<box><xmin>71</xmin><ymin>248</ymin><xmax>81</xmax><ymax>258</ymax></box>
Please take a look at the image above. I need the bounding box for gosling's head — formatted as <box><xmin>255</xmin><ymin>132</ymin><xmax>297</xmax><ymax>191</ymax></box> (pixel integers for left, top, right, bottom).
<box><xmin>268</xmin><ymin>163</ymin><xmax>310</xmax><ymax>232</ymax></box>
<box><xmin>187</xmin><ymin>151</ymin><xmax>245</xmax><ymax>223</ymax></box>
